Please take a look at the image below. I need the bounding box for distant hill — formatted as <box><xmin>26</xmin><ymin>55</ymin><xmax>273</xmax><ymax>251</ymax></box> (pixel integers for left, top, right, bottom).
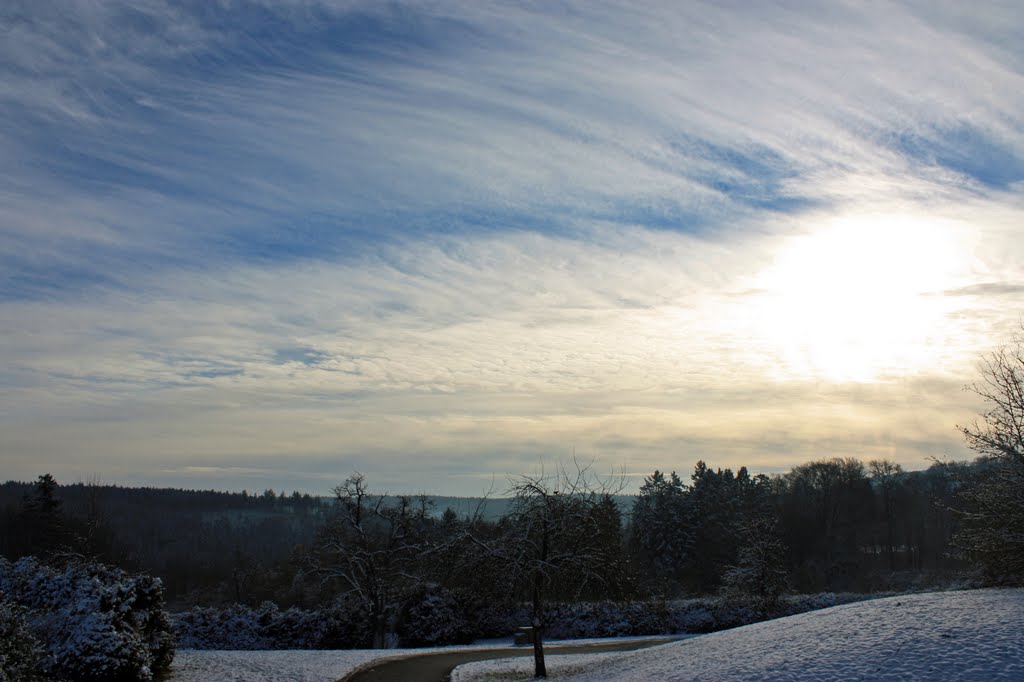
<box><xmin>322</xmin><ymin>494</ymin><xmax>638</xmax><ymax>522</ymax></box>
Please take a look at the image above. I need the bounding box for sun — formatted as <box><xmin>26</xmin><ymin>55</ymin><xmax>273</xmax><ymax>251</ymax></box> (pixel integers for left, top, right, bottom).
<box><xmin>749</xmin><ymin>213</ymin><xmax>970</xmax><ymax>383</ymax></box>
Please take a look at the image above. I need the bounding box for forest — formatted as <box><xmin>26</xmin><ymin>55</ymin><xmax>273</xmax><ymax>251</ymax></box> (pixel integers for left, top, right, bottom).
<box><xmin>0</xmin><ymin>459</ymin><xmax>969</xmax><ymax>605</ymax></box>
<box><xmin>0</xmin><ymin>456</ymin><xmax>997</xmax><ymax>641</ymax></box>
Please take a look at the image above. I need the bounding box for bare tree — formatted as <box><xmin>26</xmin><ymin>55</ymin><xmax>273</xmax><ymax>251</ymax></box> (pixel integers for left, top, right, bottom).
<box><xmin>310</xmin><ymin>474</ymin><xmax>435</xmax><ymax>647</ymax></box>
<box><xmin>868</xmin><ymin>459</ymin><xmax>904</xmax><ymax>572</ymax></box>
<box><xmin>485</xmin><ymin>462</ymin><xmax>628</xmax><ymax>678</ymax></box>
<box><xmin>954</xmin><ymin>336</ymin><xmax>1024</xmax><ymax>582</ymax></box>
<box><xmin>720</xmin><ymin>516</ymin><xmax>788</xmax><ymax>618</ymax></box>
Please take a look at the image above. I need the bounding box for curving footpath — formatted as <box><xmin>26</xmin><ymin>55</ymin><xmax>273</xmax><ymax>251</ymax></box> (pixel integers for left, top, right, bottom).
<box><xmin>339</xmin><ymin>637</ymin><xmax>679</xmax><ymax>682</ymax></box>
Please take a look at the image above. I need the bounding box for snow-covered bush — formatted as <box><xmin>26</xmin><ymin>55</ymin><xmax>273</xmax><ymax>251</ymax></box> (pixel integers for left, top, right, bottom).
<box><xmin>175</xmin><ymin>603</ymin><xmax>274</xmax><ymax>650</ymax></box>
<box><xmin>0</xmin><ymin>598</ymin><xmax>44</xmax><ymax>682</ymax></box>
<box><xmin>778</xmin><ymin>591</ymin><xmax>870</xmax><ymax>616</ymax></box>
<box><xmin>665</xmin><ymin>599</ymin><xmax>716</xmax><ymax>633</ymax></box>
<box><xmin>607</xmin><ymin>600</ymin><xmax>672</xmax><ymax>636</ymax></box>
<box><xmin>174</xmin><ymin>598</ymin><xmax>373</xmax><ymax>650</ymax></box>
<box><xmin>539</xmin><ymin>598</ymin><xmax>751</xmax><ymax>638</ymax></box>
<box><xmin>541</xmin><ymin>600</ymin><xmax>667</xmax><ymax>639</ymax></box>
<box><xmin>465</xmin><ymin>600</ymin><xmax>529</xmax><ymax>640</ymax></box>
<box><xmin>707</xmin><ymin>600</ymin><xmax>756</xmax><ymax>630</ymax></box>
<box><xmin>397</xmin><ymin>586</ymin><xmax>475</xmax><ymax>647</ymax></box>
<box><xmin>534</xmin><ymin>592</ymin><xmax>877</xmax><ymax>640</ymax></box>
<box><xmin>783</xmin><ymin>591</ymin><xmax>838</xmax><ymax>613</ymax></box>
<box><xmin>0</xmin><ymin>556</ymin><xmax>175</xmax><ymax>681</ymax></box>
<box><xmin>174</xmin><ymin>591</ymin><xmax>883</xmax><ymax>651</ymax></box>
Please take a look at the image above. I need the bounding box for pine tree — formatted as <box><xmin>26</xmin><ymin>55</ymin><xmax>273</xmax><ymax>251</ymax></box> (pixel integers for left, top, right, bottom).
<box><xmin>19</xmin><ymin>474</ymin><xmax>70</xmax><ymax>559</ymax></box>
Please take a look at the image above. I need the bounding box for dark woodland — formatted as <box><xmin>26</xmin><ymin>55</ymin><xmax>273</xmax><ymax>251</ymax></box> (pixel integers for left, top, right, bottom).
<box><xmin>0</xmin><ymin>457</ymin><xmax>1001</xmax><ymax>623</ymax></box>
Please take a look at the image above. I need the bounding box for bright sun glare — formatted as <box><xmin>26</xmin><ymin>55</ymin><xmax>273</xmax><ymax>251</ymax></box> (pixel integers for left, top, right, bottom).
<box><xmin>751</xmin><ymin>213</ymin><xmax>970</xmax><ymax>383</ymax></box>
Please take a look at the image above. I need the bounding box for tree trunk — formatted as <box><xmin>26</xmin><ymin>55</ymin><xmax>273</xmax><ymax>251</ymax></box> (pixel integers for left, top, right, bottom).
<box><xmin>532</xmin><ymin>577</ymin><xmax>546</xmax><ymax>678</ymax></box>
<box><xmin>372</xmin><ymin>594</ymin><xmax>387</xmax><ymax>649</ymax></box>
<box><xmin>881</xmin><ymin>486</ymin><xmax>896</xmax><ymax>572</ymax></box>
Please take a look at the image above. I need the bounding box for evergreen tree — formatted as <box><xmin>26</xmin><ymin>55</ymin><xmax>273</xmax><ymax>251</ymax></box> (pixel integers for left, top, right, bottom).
<box><xmin>18</xmin><ymin>474</ymin><xmax>70</xmax><ymax>559</ymax></box>
<box><xmin>630</xmin><ymin>470</ymin><xmax>689</xmax><ymax>585</ymax></box>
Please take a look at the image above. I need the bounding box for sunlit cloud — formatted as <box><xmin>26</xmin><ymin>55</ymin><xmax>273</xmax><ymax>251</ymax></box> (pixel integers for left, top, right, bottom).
<box><xmin>1</xmin><ymin>1</ymin><xmax>1022</xmax><ymax>492</ymax></box>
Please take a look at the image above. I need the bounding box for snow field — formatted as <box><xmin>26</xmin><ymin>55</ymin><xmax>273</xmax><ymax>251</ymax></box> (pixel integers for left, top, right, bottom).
<box><xmin>165</xmin><ymin>635</ymin><xmax>681</xmax><ymax>681</ymax></box>
<box><xmin>452</xmin><ymin>589</ymin><xmax>1024</xmax><ymax>681</ymax></box>
<box><xmin>166</xmin><ymin>650</ymin><xmax>385</xmax><ymax>682</ymax></box>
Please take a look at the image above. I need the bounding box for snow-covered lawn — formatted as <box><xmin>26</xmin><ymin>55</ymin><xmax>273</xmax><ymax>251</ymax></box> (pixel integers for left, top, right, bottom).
<box><xmin>165</xmin><ymin>649</ymin><xmax>384</xmax><ymax>682</ymax></box>
<box><xmin>453</xmin><ymin>588</ymin><xmax>1024</xmax><ymax>681</ymax></box>
<box><xmin>165</xmin><ymin>635</ymin><xmax>680</xmax><ymax>681</ymax></box>
<box><xmin>165</xmin><ymin>590</ymin><xmax>1024</xmax><ymax>681</ymax></box>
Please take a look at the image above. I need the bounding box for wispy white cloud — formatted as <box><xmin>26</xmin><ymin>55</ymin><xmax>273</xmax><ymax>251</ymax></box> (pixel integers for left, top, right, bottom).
<box><xmin>0</xmin><ymin>215</ymin><xmax>1010</xmax><ymax>491</ymax></box>
<box><xmin>1</xmin><ymin>1</ymin><xmax>1023</xmax><ymax>491</ymax></box>
<box><xmin>5</xmin><ymin>1</ymin><xmax>1022</xmax><ymax>259</ymax></box>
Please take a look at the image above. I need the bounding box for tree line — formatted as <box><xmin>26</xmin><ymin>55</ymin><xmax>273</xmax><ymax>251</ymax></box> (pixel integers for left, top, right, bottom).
<box><xmin>0</xmin><ymin>457</ymin><xmax>997</xmax><ymax>609</ymax></box>
<box><xmin>1</xmin><ymin>452</ymin><xmax>1012</xmax><ymax>679</ymax></box>
<box><xmin>631</xmin><ymin>457</ymin><xmax>968</xmax><ymax>596</ymax></box>
<box><xmin>5</xmin><ymin>332</ymin><xmax>1024</xmax><ymax>680</ymax></box>
<box><xmin>0</xmin><ymin>479</ymin><xmax>329</xmax><ymax>606</ymax></box>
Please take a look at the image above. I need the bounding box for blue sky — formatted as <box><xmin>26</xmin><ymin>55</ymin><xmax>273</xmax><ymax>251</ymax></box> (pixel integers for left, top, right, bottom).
<box><xmin>2</xmin><ymin>1</ymin><xmax>1023</xmax><ymax>494</ymax></box>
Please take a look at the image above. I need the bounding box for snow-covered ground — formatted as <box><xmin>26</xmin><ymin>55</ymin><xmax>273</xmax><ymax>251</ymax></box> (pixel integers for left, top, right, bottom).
<box><xmin>165</xmin><ymin>634</ymin><xmax>681</xmax><ymax>681</ymax></box>
<box><xmin>166</xmin><ymin>590</ymin><xmax>1024</xmax><ymax>681</ymax></box>
<box><xmin>453</xmin><ymin>589</ymin><xmax>1024</xmax><ymax>681</ymax></box>
<box><xmin>165</xmin><ymin>649</ymin><xmax>384</xmax><ymax>682</ymax></box>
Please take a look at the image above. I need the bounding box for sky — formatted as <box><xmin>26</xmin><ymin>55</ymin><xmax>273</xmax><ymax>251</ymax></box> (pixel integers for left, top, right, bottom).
<box><xmin>2</xmin><ymin>0</ymin><xmax>1023</xmax><ymax>496</ymax></box>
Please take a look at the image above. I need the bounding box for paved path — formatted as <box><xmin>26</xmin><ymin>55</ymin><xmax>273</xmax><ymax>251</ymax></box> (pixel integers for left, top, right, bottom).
<box><xmin>340</xmin><ymin>637</ymin><xmax>679</xmax><ymax>682</ymax></box>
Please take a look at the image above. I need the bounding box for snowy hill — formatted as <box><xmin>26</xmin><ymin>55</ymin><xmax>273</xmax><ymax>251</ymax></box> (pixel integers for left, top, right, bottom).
<box><xmin>453</xmin><ymin>589</ymin><xmax>1024</xmax><ymax>681</ymax></box>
